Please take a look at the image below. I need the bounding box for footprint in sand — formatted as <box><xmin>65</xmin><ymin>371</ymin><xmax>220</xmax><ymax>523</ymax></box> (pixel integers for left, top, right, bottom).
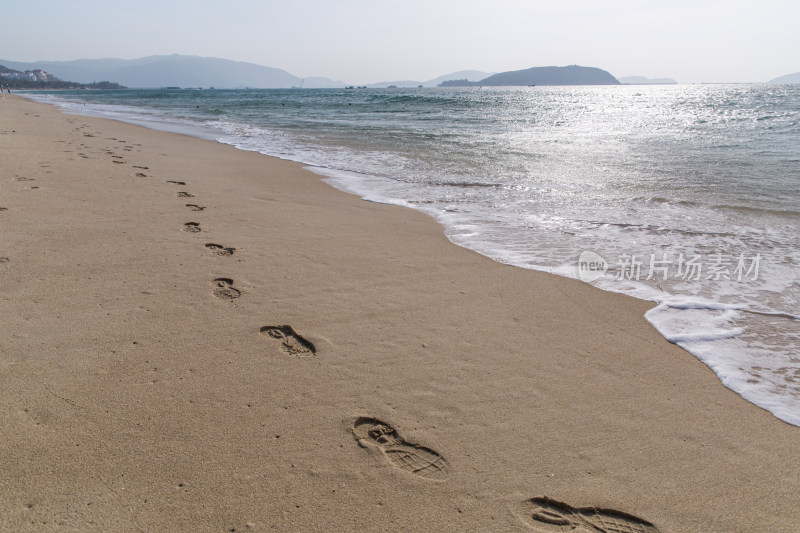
<box><xmin>166</xmin><ymin>180</ymin><xmax>186</xmax><ymax>185</ymax></box>
<box><xmin>352</xmin><ymin>417</ymin><xmax>449</xmax><ymax>481</ymax></box>
<box><xmin>0</xmin><ymin>257</ymin><xmax>9</xmax><ymax>263</ymax></box>
<box><xmin>183</xmin><ymin>222</ymin><xmax>201</xmax><ymax>233</ymax></box>
<box><xmin>0</xmin><ymin>207</ymin><xmax>7</xmax><ymax>211</ymax></box>
<box><xmin>259</xmin><ymin>325</ymin><xmax>316</xmax><ymax>356</ymax></box>
<box><xmin>185</xmin><ymin>204</ymin><xmax>206</xmax><ymax>211</ymax></box>
<box><xmin>205</xmin><ymin>243</ymin><xmax>235</xmax><ymax>256</ymax></box>
<box><xmin>516</xmin><ymin>496</ymin><xmax>660</xmax><ymax>533</ymax></box>
<box><xmin>212</xmin><ymin>278</ymin><xmax>240</xmax><ymax>300</ymax></box>
<box><xmin>177</xmin><ymin>191</ymin><xmax>195</xmax><ymax>198</ymax></box>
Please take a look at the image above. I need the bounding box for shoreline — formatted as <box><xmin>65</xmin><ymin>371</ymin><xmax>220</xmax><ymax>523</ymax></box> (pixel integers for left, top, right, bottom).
<box><xmin>1</xmin><ymin>95</ymin><xmax>798</xmax><ymax>532</ymax></box>
<box><xmin>28</xmin><ymin>88</ymin><xmax>800</xmax><ymax>428</ymax></box>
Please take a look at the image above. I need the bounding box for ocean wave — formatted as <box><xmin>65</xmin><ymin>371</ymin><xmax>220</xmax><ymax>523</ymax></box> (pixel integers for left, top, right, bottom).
<box><xmin>712</xmin><ymin>204</ymin><xmax>800</xmax><ymax>218</ymax></box>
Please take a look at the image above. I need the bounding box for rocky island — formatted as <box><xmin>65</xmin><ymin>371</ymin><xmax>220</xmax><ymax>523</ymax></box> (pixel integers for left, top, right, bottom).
<box><xmin>439</xmin><ymin>65</ymin><xmax>620</xmax><ymax>86</ymax></box>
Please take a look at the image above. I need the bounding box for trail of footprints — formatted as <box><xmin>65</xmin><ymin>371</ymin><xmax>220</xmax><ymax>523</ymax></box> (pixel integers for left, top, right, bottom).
<box><xmin>212</xmin><ymin>278</ymin><xmax>240</xmax><ymax>300</ymax></box>
<box><xmin>348</xmin><ymin>417</ymin><xmax>659</xmax><ymax>531</ymax></box>
<box><xmin>352</xmin><ymin>417</ymin><xmax>449</xmax><ymax>481</ymax></box>
<box><xmin>517</xmin><ymin>496</ymin><xmax>660</xmax><ymax>533</ymax></box>
<box><xmin>205</xmin><ymin>243</ymin><xmax>235</xmax><ymax>256</ymax></box>
<box><xmin>259</xmin><ymin>325</ymin><xmax>316</xmax><ymax>357</ymax></box>
<box><xmin>164</xmin><ymin>180</ymin><xmax>241</xmax><ymax>301</ymax></box>
<box><xmin>55</xmin><ymin>124</ymin><xmax>662</xmax><ymax>532</ymax></box>
<box><xmin>0</xmin><ymin>206</ymin><xmax>6</xmax><ymax>263</ymax></box>
<box><xmin>12</xmin><ymin>175</ymin><xmax>38</xmax><ymax>190</ymax></box>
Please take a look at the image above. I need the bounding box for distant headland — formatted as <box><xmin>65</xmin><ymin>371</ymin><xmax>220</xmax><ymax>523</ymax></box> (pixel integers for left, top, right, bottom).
<box><xmin>769</xmin><ymin>72</ymin><xmax>800</xmax><ymax>84</ymax></box>
<box><xmin>439</xmin><ymin>65</ymin><xmax>620</xmax><ymax>87</ymax></box>
<box><xmin>618</xmin><ymin>75</ymin><xmax>677</xmax><ymax>85</ymax></box>
<box><xmin>0</xmin><ymin>64</ymin><xmax>124</xmax><ymax>90</ymax></box>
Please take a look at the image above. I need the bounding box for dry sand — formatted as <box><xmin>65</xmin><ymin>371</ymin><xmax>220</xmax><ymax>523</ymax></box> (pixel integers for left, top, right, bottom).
<box><xmin>1</xmin><ymin>95</ymin><xmax>798</xmax><ymax>532</ymax></box>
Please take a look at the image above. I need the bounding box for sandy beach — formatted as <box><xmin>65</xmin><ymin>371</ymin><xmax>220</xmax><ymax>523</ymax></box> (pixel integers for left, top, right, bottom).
<box><xmin>1</xmin><ymin>94</ymin><xmax>798</xmax><ymax>532</ymax></box>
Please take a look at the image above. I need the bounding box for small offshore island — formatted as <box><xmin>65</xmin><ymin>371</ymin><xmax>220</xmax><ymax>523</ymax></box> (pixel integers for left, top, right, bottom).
<box><xmin>439</xmin><ymin>65</ymin><xmax>620</xmax><ymax>86</ymax></box>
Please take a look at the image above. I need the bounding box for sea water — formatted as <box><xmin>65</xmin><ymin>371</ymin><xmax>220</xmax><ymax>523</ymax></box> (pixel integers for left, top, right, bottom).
<box><xmin>24</xmin><ymin>85</ymin><xmax>800</xmax><ymax>425</ymax></box>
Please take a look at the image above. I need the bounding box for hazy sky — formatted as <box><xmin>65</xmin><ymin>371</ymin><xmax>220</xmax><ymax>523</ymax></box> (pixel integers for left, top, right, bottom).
<box><xmin>3</xmin><ymin>0</ymin><xmax>798</xmax><ymax>83</ymax></box>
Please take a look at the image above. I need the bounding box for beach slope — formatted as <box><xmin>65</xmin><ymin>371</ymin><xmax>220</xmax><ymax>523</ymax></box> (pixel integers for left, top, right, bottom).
<box><xmin>0</xmin><ymin>95</ymin><xmax>797</xmax><ymax>532</ymax></box>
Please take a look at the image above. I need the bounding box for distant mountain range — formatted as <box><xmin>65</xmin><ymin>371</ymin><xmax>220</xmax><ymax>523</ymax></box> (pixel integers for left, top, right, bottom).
<box><xmin>367</xmin><ymin>70</ymin><xmax>494</xmax><ymax>88</ymax></box>
<box><xmin>0</xmin><ymin>54</ymin><xmax>692</xmax><ymax>89</ymax></box>
<box><xmin>0</xmin><ymin>55</ymin><xmax>491</xmax><ymax>89</ymax></box>
<box><xmin>441</xmin><ymin>65</ymin><xmax>620</xmax><ymax>87</ymax></box>
<box><xmin>0</xmin><ymin>55</ymin><xmax>349</xmax><ymax>89</ymax></box>
<box><xmin>769</xmin><ymin>72</ymin><xmax>800</xmax><ymax>84</ymax></box>
<box><xmin>618</xmin><ymin>75</ymin><xmax>677</xmax><ymax>85</ymax></box>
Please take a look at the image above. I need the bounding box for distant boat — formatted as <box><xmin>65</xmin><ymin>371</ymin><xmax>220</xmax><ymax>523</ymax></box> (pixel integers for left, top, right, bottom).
<box><xmin>387</xmin><ymin>85</ymin><xmax>398</xmax><ymax>89</ymax></box>
<box><xmin>357</xmin><ymin>86</ymin><xmax>367</xmax><ymax>89</ymax></box>
<box><xmin>345</xmin><ymin>86</ymin><xmax>355</xmax><ymax>89</ymax></box>
<box><xmin>292</xmin><ymin>79</ymin><xmax>304</xmax><ymax>89</ymax></box>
